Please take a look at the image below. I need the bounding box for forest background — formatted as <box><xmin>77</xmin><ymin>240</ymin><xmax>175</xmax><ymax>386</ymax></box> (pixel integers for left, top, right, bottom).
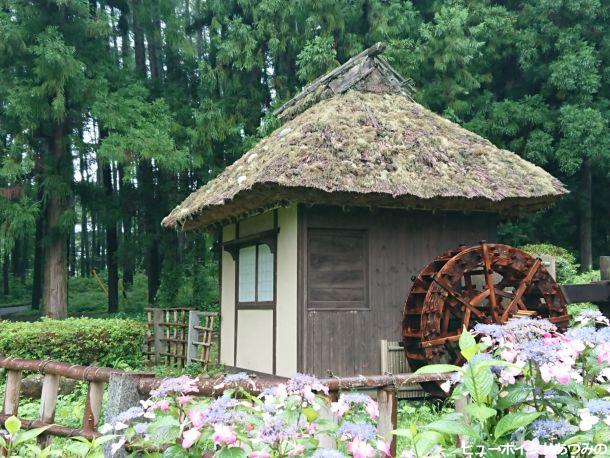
<box><xmin>1</xmin><ymin>0</ymin><xmax>609</xmax><ymax>318</ymax></box>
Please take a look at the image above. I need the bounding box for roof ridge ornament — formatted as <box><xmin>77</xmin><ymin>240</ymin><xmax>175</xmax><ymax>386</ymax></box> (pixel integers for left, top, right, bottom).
<box><xmin>273</xmin><ymin>42</ymin><xmax>413</xmax><ymax>123</ymax></box>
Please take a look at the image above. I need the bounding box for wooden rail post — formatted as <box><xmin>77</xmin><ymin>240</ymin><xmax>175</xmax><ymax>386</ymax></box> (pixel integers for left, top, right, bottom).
<box><xmin>601</xmin><ymin>256</ymin><xmax>610</xmax><ymax>281</ymax></box>
<box><xmin>83</xmin><ymin>381</ymin><xmax>105</xmax><ymax>432</ymax></box>
<box><xmin>3</xmin><ymin>370</ymin><xmax>22</xmax><ymax>415</ymax></box>
<box><xmin>38</xmin><ymin>374</ymin><xmax>60</xmax><ymax>446</ymax></box>
<box><xmin>377</xmin><ymin>386</ymin><xmax>397</xmax><ymax>456</ymax></box>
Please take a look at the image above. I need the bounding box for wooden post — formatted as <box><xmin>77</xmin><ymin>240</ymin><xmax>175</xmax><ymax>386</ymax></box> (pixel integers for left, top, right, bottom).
<box><xmin>377</xmin><ymin>386</ymin><xmax>397</xmax><ymax>456</ymax></box>
<box><xmin>317</xmin><ymin>401</ymin><xmax>338</xmax><ymax>449</ymax></box>
<box><xmin>186</xmin><ymin>311</ymin><xmax>200</xmax><ymax>365</ymax></box>
<box><xmin>152</xmin><ymin>308</ymin><xmax>163</xmax><ymax>364</ymax></box>
<box><xmin>82</xmin><ymin>381</ymin><xmax>105</xmax><ymax>432</ymax></box>
<box><xmin>38</xmin><ymin>374</ymin><xmax>60</xmax><ymax>446</ymax></box>
<box><xmin>3</xmin><ymin>370</ymin><xmax>22</xmax><ymax>415</ymax></box>
<box><xmin>540</xmin><ymin>255</ymin><xmax>556</xmax><ymax>280</ymax></box>
<box><xmin>455</xmin><ymin>395</ymin><xmax>469</xmax><ymax>449</ymax></box>
<box><xmin>601</xmin><ymin>257</ymin><xmax>610</xmax><ymax>281</ymax></box>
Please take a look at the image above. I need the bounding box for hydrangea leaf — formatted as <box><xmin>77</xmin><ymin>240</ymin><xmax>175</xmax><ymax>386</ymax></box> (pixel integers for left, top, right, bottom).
<box><xmin>494</xmin><ymin>412</ymin><xmax>542</xmax><ymax>439</ymax></box>
<box><xmin>465</xmin><ymin>404</ymin><xmax>496</xmax><ymax>423</ymax></box>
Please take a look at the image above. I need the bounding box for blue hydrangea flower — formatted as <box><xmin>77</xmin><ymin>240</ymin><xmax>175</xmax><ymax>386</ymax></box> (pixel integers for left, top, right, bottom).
<box><xmin>337</xmin><ymin>421</ymin><xmax>377</xmax><ymax>441</ymax></box>
<box><xmin>565</xmin><ymin>327</ymin><xmax>598</xmax><ymax>343</ymax></box>
<box><xmin>586</xmin><ymin>400</ymin><xmax>610</xmax><ymax>416</ymax></box>
<box><xmin>515</xmin><ymin>339</ymin><xmax>563</xmax><ymax>365</ymax></box>
<box><xmin>531</xmin><ymin>418</ymin><xmax>577</xmax><ymax>439</ymax></box>
<box><xmin>597</xmin><ymin>327</ymin><xmax>610</xmax><ymax>343</ymax></box>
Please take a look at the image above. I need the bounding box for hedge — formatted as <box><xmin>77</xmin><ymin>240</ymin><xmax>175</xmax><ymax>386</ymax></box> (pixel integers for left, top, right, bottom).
<box><xmin>0</xmin><ymin>317</ymin><xmax>146</xmax><ymax>368</ymax></box>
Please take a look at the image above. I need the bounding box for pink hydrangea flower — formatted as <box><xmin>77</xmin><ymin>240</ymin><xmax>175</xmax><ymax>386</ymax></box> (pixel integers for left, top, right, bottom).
<box><xmin>377</xmin><ymin>439</ymin><xmax>391</xmax><ymax>457</ymax></box>
<box><xmin>213</xmin><ymin>424</ymin><xmax>237</xmax><ymax>446</ymax></box>
<box><xmin>154</xmin><ymin>400</ymin><xmax>170</xmax><ymax>412</ymax></box>
<box><xmin>330</xmin><ymin>400</ymin><xmax>349</xmax><ymax>418</ymax></box>
<box><xmin>249</xmin><ymin>451</ymin><xmax>270</xmax><ymax>458</ymax></box>
<box><xmin>365</xmin><ymin>400</ymin><xmax>379</xmax><ymax>419</ymax></box>
<box><xmin>187</xmin><ymin>408</ymin><xmax>206</xmax><ymax>428</ymax></box>
<box><xmin>347</xmin><ymin>437</ymin><xmax>376</xmax><ymax>458</ymax></box>
<box><xmin>178</xmin><ymin>395</ymin><xmax>192</xmax><ymax>407</ymax></box>
<box><xmin>181</xmin><ymin>428</ymin><xmax>201</xmax><ymax>449</ymax></box>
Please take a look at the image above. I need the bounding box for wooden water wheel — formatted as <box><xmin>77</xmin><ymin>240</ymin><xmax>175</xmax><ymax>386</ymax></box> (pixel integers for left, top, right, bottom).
<box><xmin>402</xmin><ymin>242</ymin><xmax>570</xmax><ymax>396</ymax></box>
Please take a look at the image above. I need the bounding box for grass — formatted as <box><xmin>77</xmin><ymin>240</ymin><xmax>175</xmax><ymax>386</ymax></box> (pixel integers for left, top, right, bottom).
<box><xmin>395</xmin><ymin>399</ymin><xmax>453</xmax><ymax>453</ymax></box>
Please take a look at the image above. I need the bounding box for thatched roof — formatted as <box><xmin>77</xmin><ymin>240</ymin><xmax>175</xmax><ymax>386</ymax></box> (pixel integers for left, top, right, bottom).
<box><xmin>163</xmin><ymin>44</ymin><xmax>567</xmax><ymax>230</ymax></box>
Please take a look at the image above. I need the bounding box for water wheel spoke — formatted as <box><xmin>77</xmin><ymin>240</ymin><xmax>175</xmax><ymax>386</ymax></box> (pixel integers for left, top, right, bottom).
<box><xmin>434</xmin><ymin>276</ymin><xmax>489</xmax><ymax>323</ymax></box>
<box><xmin>481</xmin><ymin>243</ymin><xmax>500</xmax><ymax>322</ymax></box>
<box><xmin>501</xmin><ymin>259</ymin><xmax>541</xmax><ymax>322</ymax></box>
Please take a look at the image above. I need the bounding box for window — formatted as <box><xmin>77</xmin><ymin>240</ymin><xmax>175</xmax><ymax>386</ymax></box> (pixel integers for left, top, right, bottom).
<box><xmin>307</xmin><ymin>228</ymin><xmax>369</xmax><ymax>309</ymax></box>
<box><xmin>237</xmin><ymin>243</ymin><xmax>275</xmax><ymax>305</ymax></box>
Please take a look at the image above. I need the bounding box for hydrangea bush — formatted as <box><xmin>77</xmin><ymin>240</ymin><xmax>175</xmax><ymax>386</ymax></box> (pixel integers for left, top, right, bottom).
<box><xmin>101</xmin><ymin>372</ymin><xmax>392</xmax><ymax>457</ymax></box>
<box><xmin>400</xmin><ymin>311</ymin><xmax>610</xmax><ymax>457</ymax></box>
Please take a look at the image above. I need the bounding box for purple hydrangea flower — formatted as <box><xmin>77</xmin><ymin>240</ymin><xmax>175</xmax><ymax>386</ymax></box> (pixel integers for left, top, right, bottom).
<box><xmin>515</xmin><ymin>339</ymin><xmax>563</xmax><ymax>365</ymax></box>
<box><xmin>113</xmin><ymin>406</ymin><xmax>144</xmax><ymax>424</ymax></box>
<box><xmin>257</xmin><ymin>416</ymin><xmax>295</xmax><ymax>444</ymax></box>
<box><xmin>150</xmin><ymin>375</ymin><xmax>199</xmax><ymax>397</ymax></box>
<box><xmin>586</xmin><ymin>400</ymin><xmax>610</xmax><ymax>416</ymax></box>
<box><xmin>531</xmin><ymin>418</ymin><xmax>577</xmax><ymax>439</ymax></box>
<box><xmin>223</xmin><ymin>372</ymin><xmax>253</xmax><ymax>384</ymax></box>
<box><xmin>203</xmin><ymin>395</ymin><xmax>239</xmax><ymax>424</ymax></box>
<box><xmin>337</xmin><ymin>421</ymin><xmax>377</xmax><ymax>441</ymax></box>
<box><xmin>475</xmin><ymin>318</ymin><xmax>556</xmax><ymax>342</ymax></box>
<box><xmin>341</xmin><ymin>392</ymin><xmax>372</xmax><ymax>404</ymax></box>
<box><xmin>133</xmin><ymin>422</ymin><xmax>150</xmax><ymax>435</ymax></box>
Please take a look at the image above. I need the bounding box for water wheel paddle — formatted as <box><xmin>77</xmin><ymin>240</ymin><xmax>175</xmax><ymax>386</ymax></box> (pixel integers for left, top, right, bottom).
<box><xmin>402</xmin><ymin>243</ymin><xmax>570</xmax><ymax>397</ymax></box>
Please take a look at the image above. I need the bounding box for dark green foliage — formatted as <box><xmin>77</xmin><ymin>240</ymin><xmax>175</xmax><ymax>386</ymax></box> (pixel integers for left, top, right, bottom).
<box><xmin>0</xmin><ymin>317</ymin><xmax>146</xmax><ymax>367</ymax></box>
<box><xmin>1</xmin><ymin>0</ymin><xmax>608</xmax><ymax>314</ymax></box>
<box><xmin>520</xmin><ymin>243</ymin><xmax>578</xmax><ymax>284</ymax></box>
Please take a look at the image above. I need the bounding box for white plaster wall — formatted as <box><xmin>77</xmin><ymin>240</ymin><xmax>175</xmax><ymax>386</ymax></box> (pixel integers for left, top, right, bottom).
<box><xmin>239</xmin><ymin>212</ymin><xmax>274</xmax><ymax>236</ymax></box>
<box><xmin>236</xmin><ymin>309</ymin><xmax>274</xmax><ymax>373</ymax></box>
<box><xmin>220</xmin><ymin>224</ymin><xmax>236</xmax><ymax>366</ymax></box>
<box><xmin>275</xmin><ymin>205</ymin><xmax>298</xmax><ymax>376</ymax></box>
<box><xmin>218</xmin><ymin>207</ymin><xmax>298</xmax><ymax>375</ymax></box>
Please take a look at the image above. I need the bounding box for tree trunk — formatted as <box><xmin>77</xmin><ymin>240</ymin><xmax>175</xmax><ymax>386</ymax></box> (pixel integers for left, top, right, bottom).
<box><xmin>3</xmin><ymin>252</ymin><xmax>9</xmax><ymax>296</ymax></box>
<box><xmin>32</xmin><ymin>184</ymin><xmax>45</xmax><ymax>310</ymax></box>
<box><xmin>42</xmin><ymin>123</ymin><xmax>69</xmax><ymax>319</ymax></box>
<box><xmin>119</xmin><ymin>165</ymin><xmax>134</xmax><ymax>287</ymax></box>
<box><xmin>139</xmin><ymin>162</ymin><xmax>160</xmax><ymax>304</ymax></box>
<box><xmin>132</xmin><ymin>0</ymin><xmax>147</xmax><ymax>78</ymax></box>
<box><xmin>103</xmin><ymin>162</ymin><xmax>119</xmax><ymax>313</ymax></box>
<box><xmin>579</xmin><ymin>157</ymin><xmax>593</xmax><ymax>271</ymax></box>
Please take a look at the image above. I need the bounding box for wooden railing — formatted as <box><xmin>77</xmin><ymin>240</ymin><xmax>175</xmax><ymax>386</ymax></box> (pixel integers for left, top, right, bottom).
<box><xmin>0</xmin><ymin>357</ymin><xmax>117</xmax><ymax>443</ymax></box>
<box><xmin>1</xmin><ymin>355</ymin><xmax>450</xmax><ymax>456</ymax></box>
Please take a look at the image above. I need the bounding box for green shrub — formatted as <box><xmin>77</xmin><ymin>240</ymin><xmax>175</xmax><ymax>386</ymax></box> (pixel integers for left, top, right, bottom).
<box><xmin>520</xmin><ymin>243</ymin><xmax>578</xmax><ymax>283</ymax></box>
<box><xmin>0</xmin><ymin>317</ymin><xmax>146</xmax><ymax>367</ymax></box>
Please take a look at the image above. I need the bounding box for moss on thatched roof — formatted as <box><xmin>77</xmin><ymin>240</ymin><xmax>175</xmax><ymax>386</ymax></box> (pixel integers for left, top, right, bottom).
<box><xmin>163</xmin><ymin>46</ymin><xmax>566</xmax><ymax>230</ymax></box>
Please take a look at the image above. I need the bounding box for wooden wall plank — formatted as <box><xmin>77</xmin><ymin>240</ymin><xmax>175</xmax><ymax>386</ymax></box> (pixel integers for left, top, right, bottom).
<box><xmin>302</xmin><ymin>206</ymin><xmax>496</xmax><ymax>376</ymax></box>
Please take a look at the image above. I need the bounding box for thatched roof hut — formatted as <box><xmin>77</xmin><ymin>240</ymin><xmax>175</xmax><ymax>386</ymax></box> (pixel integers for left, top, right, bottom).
<box><xmin>163</xmin><ymin>44</ymin><xmax>567</xmax><ymax>380</ymax></box>
<box><xmin>163</xmin><ymin>43</ymin><xmax>566</xmax><ymax>231</ymax></box>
